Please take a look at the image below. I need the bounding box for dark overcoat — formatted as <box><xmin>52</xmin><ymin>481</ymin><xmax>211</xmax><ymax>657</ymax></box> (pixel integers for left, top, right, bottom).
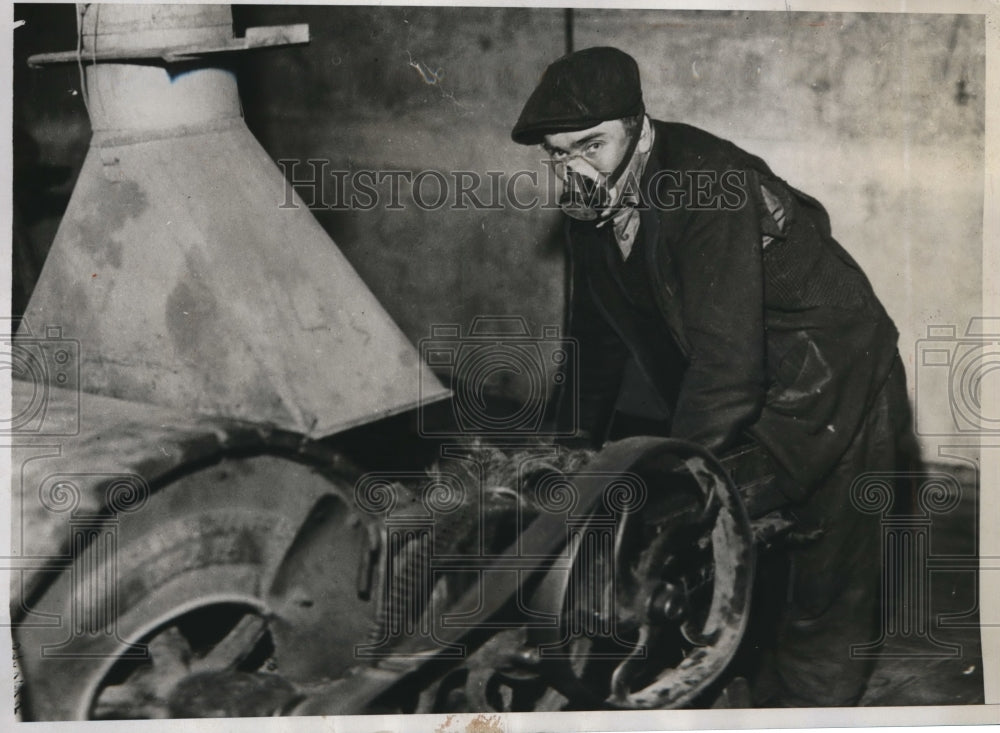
<box><xmin>564</xmin><ymin>120</ymin><xmax>900</xmax><ymax>494</ymax></box>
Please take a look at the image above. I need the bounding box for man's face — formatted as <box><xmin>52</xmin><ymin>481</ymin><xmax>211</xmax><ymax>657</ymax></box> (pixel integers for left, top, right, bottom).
<box><xmin>542</xmin><ymin>120</ymin><xmax>632</xmax><ymax>178</ymax></box>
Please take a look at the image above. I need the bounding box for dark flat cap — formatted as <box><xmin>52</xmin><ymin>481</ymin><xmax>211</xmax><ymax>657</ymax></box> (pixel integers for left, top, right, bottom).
<box><xmin>511</xmin><ymin>47</ymin><xmax>644</xmax><ymax>145</ymax></box>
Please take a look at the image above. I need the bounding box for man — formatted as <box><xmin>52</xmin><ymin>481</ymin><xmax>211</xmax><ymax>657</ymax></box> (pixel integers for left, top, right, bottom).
<box><xmin>511</xmin><ymin>47</ymin><xmax>919</xmax><ymax>707</ymax></box>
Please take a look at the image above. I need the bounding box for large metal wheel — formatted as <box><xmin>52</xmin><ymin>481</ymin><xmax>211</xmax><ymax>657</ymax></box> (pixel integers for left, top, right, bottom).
<box><xmin>15</xmin><ymin>452</ymin><xmax>379</xmax><ymax>720</ymax></box>
<box><xmin>527</xmin><ymin>440</ymin><xmax>755</xmax><ymax>709</ymax></box>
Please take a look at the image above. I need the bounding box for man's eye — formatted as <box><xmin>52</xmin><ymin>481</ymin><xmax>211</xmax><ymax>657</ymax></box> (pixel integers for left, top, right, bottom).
<box><xmin>584</xmin><ymin>142</ymin><xmax>603</xmax><ymax>155</ymax></box>
<box><xmin>550</xmin><ymin>150</ymin><xmax>568</xmax><ymax>160</ymax></box>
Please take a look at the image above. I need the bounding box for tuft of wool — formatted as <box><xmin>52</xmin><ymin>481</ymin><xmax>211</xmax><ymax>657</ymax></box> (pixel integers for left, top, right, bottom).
<box><xmin>370</xmin><ymin>441</ymin><xmax>595</xmax><ymax>645</ymax></box>
<box><xmin>425</xmin><ymin>438</ymin><xmax>595</xmax><ymax>497</ymax></box>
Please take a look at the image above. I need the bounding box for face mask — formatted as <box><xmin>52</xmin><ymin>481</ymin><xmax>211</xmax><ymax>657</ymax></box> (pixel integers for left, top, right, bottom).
<box><xmin>559</xmin><ymin>161</ymin><xmax>614</xmax><ymax>221</ymax></box>
<box><xmin>558</xmin><ymin>121</ymin><xmax>644</xmax><ymax>222</ymax></box>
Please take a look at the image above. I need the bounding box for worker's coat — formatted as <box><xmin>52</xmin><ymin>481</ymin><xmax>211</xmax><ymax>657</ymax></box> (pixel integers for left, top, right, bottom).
<box><xmin>562</xmin><ymin>120</ymin><xmax>901</xmax><ymax>494</ymax></box>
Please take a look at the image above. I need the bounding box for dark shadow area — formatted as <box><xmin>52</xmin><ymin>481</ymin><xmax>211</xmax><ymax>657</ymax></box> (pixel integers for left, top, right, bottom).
<box><xmin>12</xmin><ymin>3</ymin><xmax>88</xmax><ymax>315</ymax></box>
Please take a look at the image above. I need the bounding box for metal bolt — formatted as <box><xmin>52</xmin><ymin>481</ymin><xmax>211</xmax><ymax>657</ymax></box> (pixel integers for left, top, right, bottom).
<box><xmin>513</xmin><ymin>647</ymin><xmax>540</xmax><ymax>667</ymax></box>
<box><xmin>648</xmin><ymin>582</ymin><xmax>686</xmax><ymax>623</ymax></box>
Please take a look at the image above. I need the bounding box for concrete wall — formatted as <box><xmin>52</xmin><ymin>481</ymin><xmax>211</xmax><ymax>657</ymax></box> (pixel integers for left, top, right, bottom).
<box><xmin>234</xmin><ymin>5</ymin><xmax>569</xmax><ymax>359</ymax></box>
<box><xmin>13</xmin><ymin>6</ymin><xmax>985</xmax><ymax>451</ymax></box>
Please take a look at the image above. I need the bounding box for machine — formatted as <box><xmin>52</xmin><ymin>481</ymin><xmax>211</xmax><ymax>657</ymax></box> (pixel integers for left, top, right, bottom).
<box><xmin>9</xmin><ymin>4</ymin><xmax>788</xmax><ymax>719</ymax></box>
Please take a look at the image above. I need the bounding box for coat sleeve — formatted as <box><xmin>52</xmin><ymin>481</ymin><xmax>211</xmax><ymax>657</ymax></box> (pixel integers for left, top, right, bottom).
<box><xmin>666</xmin><ymin>168</ymin><xmax>767</xmax><ymax>453</ymax></box>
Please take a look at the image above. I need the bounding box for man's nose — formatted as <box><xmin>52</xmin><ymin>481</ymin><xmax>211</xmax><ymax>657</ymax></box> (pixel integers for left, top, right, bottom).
<box><xmin>563</xmin><ymin>156</ymin><xmax>598</xmax><ymax>179</ymax></box>
<box><xmin>550</xmin><ymin>158</ymin><xmax>577</xmax><ymax>179</ymax></box>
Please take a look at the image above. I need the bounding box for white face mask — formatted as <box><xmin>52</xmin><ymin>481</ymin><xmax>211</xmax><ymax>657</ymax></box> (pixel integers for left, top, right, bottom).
<box><xmin>557</xmin><ymin>122</ymin><xmax>644</xmax><ymax>222</ymax></box>
<box><xmin>558</xmin><ymin>158</ymin><xmax>615</xmax><ymax>221</ymax></box>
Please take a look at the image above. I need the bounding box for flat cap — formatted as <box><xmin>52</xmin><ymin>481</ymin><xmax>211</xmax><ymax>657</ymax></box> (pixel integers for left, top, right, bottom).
<box><xmin>511</xmin><ymin>47</ymin><xmax>644</xmax><ymax>145</ymax></box>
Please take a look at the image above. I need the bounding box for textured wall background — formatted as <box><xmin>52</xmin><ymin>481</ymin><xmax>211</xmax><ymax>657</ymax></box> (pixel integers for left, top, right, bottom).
<box><xmin>233</xmin><ymin>6</ymin><xmax>570</xmax><ymax>351</ymax></box>
<box><xmin>13</xmin><ymin>6</ymin><xmax>985</xmax><ymax>452</ymax></box>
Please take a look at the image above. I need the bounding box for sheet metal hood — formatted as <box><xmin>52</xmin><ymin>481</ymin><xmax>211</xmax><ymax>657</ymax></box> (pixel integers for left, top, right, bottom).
<box><xmin>22</xmin><ymin>4</ymin><xmax>450</xmax><ymax>437</ymax></box>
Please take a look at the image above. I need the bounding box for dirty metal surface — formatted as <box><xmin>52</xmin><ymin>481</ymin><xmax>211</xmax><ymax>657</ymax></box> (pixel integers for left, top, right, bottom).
<box><xmin>294</xmin><ymin>437</ymin><xmax>754</xmax><ymax>715</ymax></box>
<box><xmin>16</xmin><ymin>452</ymin><xmax>372</xmax><ymax>720</ymax></box>
<box><xmin>31</xmin><ymin>24</ymin><xmax>310</xmax><ymax>66</ymax></box>
<box><xmin>523</xmin><ymin>451</ymin><xmax>754</xmax><ymax>710</ymax></box>
<box><xmin>23</xmin><ymin>38</ymin><xmax>449</xmax><ymax>437</ymax></box>
<box><xmin>9</xmin><ymin>379</ymin><xmax>355</xmax><ymax>613</ymax></box>
<box><xmin>22</xmin><ymin>115</ymin><xmax>449</xmax><ymax>437</ymax></box>
<box><xmin>11</xmin><ymin>379</ymin><xmax>378</xmax><ymax>721</ymax></box>
<box><xmin>29</xmin><ymin>5</ymin><xmax>307</xmax><ymax>67</ymax></box>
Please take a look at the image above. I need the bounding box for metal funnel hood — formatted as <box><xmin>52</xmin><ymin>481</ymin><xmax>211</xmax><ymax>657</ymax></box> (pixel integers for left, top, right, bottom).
<box><xmin>22</xmin><ymin>4</ymin><xmax>450</xmax><ymax>437</ymax></box>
